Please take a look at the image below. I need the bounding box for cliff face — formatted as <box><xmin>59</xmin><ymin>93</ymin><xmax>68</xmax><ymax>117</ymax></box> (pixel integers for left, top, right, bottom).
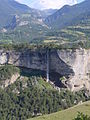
<box><xmin>0</xmin><ymin>49</ymin><xmax>90</xmax><ymax>91</ymax></box>
<box><xmin>57</xmin><ymin>49</ymin><xmax>90</xmax><ymax>91</ymax></box>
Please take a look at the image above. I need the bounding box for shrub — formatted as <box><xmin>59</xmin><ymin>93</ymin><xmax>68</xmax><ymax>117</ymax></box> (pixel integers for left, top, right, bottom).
<box><xmin>0</xmin><ymin>65</ymin><xmax>20</xmax><ymax>80</ymax></box>
<box><xmin>73</xmin><ymin>112</ymin><xmax>90</xmax><ymax>120</ymax></box>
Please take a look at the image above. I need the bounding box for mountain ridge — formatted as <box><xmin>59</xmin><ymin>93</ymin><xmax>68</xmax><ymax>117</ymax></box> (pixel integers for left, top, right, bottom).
<box><xmin>0</xmin><ymin>0</ymin><xmax>57</xmax><ymax>29</ymax></box>
<box><xmin>44</xmin><ymin>0</ymin><xmax>90</xmax><ymax>29</ymax></box>
<box><xmin>0</xmin><ymin>0</ymin><xmax>90</xmax><ymax>44</ymax></box>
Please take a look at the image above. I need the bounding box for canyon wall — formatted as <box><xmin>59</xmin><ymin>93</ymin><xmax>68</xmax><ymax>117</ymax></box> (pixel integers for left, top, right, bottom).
<box><xmin>0</xmin><ymin>48</ymin><xmax>90</xmax><ymax>91</ymax></box>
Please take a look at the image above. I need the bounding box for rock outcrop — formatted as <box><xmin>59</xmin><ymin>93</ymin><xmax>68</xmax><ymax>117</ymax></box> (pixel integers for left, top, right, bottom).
<box><xmin>0</xmin><ymin>48</ymin><xmax>90</xmax><ymax>91</ymax></box>
<box><xmin>0</xmin><ymin>73</ymin><xmax>20</xmax><ymax>88</ymax></box>
<box><xmin>57</xmin><ymin>49</ymin><xmax>90</xmax><ymax>91</ymax></box>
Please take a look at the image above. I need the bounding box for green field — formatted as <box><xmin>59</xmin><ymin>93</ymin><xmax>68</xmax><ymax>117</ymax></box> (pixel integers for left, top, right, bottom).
<box><xmin>29</xmin><ymin>101</ymin><xmax>90</xmax><ymax>120</ymax></box>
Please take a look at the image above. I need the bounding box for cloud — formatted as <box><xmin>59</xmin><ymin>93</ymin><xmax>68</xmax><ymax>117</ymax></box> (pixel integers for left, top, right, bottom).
<box><xmin>16</xmin><ymin>0</ymin><xmax>78</xmax><ymax>9</ymax></box>
<box><xmin>30</xmin><ymin>0</ymin><xmax>77</xmax><ymax>9</ymax></box>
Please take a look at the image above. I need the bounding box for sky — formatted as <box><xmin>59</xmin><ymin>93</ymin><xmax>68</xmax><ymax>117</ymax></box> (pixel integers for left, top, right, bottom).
<box><xmin>16</xmin><ymin>0</ymin><xmax>85</xmax><ymax>10</ymax></box>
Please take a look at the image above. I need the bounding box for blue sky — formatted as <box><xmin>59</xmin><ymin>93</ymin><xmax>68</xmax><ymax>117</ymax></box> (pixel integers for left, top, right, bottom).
<box><xmin>16</xmin><ymin>0</ymin><xmax>85</xmax><ymax>9</ymax></box>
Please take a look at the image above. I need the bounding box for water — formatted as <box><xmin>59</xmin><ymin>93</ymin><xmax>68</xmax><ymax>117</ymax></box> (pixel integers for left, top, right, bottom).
<box><xmin>46</xmin><ymin>49</ymin><xmax>49</xmax><ymax>82</ymax></box>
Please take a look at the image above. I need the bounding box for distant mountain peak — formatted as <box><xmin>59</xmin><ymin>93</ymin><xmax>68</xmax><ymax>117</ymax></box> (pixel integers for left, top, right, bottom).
<box><xmin>44</xmin><ymin>0</ymin><xmax>90</xmax><ymax>29</ymax></box>
<box><xmin>17</xmin><ymin>0</ymin><xmax>78</xmax><ymax>10</ymax></box>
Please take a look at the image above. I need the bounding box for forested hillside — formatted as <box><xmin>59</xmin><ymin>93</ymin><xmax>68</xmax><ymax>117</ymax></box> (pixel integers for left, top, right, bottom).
<box><xmin>45</xmin><ymin>0</ymin><xmax>90</xmax><ymax>29</ymax></box>
<box><xmin>0</xmin><ymin>65</ymin><xmax>89</xmax><ymax>120</ymax></box>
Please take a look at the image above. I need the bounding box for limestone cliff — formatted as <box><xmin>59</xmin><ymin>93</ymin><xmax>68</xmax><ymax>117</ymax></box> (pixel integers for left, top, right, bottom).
<box><xmin>0</xmin><ymin>48</ymin><xmax>90</xmax><ymax>91</ymax></box>
<box><xmin>57</xmin><ymin>49</ymin><xmax>90</xmax><ymax>91</ymax></box>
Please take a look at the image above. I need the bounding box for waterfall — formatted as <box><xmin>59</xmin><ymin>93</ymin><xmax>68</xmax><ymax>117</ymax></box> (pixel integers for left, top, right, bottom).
<box><xmin>46</xmin><ymin>49</ymin><xmax>49</xmax><ymax>82</ymax></box>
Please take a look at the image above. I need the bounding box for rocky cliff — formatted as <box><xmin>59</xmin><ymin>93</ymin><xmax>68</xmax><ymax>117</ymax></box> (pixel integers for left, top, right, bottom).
<box><xmin>57</xmin><ymin>49</ymin><xmax>90</xmax><ymax>91</ymax></box>
<box><xmin>0</xmin><ymin>48</ymin><xmax>90</xmax><ymax>91</ymax></box>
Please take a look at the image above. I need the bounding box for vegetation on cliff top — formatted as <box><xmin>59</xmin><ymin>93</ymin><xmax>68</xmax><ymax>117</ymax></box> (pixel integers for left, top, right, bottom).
<box><xmin>0</xmin><ymin>40</ymin><xmax>90</xmax><ymax>51</ymax></box>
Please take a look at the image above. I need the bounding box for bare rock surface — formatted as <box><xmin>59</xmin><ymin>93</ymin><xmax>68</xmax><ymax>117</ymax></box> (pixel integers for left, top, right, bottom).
<box><xmin>0</xmin><ymin>48</ymin><xmax>90</xmax><ymax>91</ymax></box>
<box><xmin>0</xmin><ymin>73</ymin><xmax>20</xmax><ymax>88</ymax></box>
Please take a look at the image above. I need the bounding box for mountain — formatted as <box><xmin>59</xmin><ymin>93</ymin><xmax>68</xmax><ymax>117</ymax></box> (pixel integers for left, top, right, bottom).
<box><xmin>0</xmin><ymin>10</ymin><xmax>90</xmax><ymax>44</ymax></box>
<box><xmin>44</xmin><ymin>0</ymin><xmax>90</xmax><ymax>29</ymax></box>
<box><xmin>0</xmin><ymin>0</ymin><xmax>57</xmax><ymax>29</ymax></box>
<box><xmin>0</xmin><ymin>0</ymin><xmax>29</xmax><ymax>28</ymax></box>
<box><xmin>0</xmin><ymin>0</ymin><xmax>44</xmax><ymax>28</ymax></box>
<box><xmin>0</xmin><ymin>0</ymin><xmax>90</xmax><ymax>44</ymax></box>
<box><xmin>41</xmin><ymin>9</ymin><xmax>58</xmax><ymax>18</ymax></box>
<box><xmin>0</xmin><ymin>0</ymin><xmax>51</xmax><ymax>43</ymax></box>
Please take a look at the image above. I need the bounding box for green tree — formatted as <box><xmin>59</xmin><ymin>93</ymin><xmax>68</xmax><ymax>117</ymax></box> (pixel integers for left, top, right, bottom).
<box><xmin>73</xmin><ymin>112</ymin><xmax>90</xmax><ymax>120</ymax></box>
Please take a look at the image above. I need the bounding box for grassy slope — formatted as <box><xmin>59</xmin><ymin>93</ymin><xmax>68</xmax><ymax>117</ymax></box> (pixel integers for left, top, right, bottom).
<box><xmin>29</xmin><ymin>101</ymin><xmax>90</xmax><ymax>120</ymax></box>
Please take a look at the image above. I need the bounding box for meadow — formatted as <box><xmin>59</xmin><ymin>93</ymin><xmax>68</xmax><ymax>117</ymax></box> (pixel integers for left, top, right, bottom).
<box><xmin>29</xmin><ymin>101</ymin><xmax>90</xmax><ymax>120</ymax></box>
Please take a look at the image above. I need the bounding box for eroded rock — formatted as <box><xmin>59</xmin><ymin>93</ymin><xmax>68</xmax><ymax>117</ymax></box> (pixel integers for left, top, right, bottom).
<box><xmin>0</xmin><ymin>48</ymin><xmax>90</xmax><ymax>91</ymax></box>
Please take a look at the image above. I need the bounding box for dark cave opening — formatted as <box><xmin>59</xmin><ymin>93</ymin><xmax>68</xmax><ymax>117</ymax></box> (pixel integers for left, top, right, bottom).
<box><xmin>19</xmin><ymin>67</ymin><xmax>66</xmax><ymax>88</ymax></box>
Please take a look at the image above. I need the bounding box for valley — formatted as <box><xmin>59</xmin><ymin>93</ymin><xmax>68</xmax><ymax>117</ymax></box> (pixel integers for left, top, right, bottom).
<box><xmin>0</xmin><ymin>0</ymin><xmax>90</xmax><ymax>45</ymax></box>
<box><xmin>0</xmin><ymin>0</ymin><xmax>90</xmax><ymax>120</ymax></box>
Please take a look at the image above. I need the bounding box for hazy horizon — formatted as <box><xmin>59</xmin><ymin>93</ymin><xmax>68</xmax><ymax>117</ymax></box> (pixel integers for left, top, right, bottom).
<box><xmin>16</xmin><ymin>0</ymin><xmax>85</xmax><ymax>10</ymax></box>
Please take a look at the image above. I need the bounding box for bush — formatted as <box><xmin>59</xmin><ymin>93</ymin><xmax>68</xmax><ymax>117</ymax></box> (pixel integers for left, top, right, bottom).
<box><xmin>0</xmin><ymin>65</ymin><xmax>20</xmax><ymax>80</ymax></box>
<box><xmin>73</xmin><ymin>112</ymin><xmax>90</xmax><ymax>120</ymax></box>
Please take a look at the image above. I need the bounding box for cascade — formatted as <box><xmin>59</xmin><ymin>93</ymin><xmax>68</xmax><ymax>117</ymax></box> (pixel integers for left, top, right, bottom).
<box><xmin>46</xmin><ymin>49</ymin><xmax>49</xmax><ymax>82</ymax></box>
